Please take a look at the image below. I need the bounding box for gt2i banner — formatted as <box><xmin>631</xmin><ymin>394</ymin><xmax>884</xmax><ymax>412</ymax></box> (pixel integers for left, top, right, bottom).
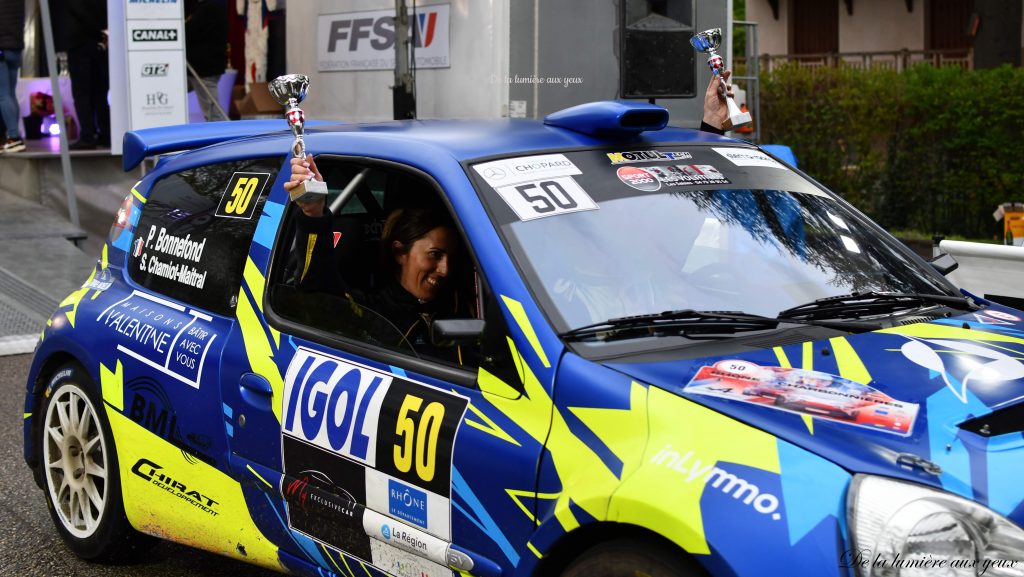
<box><xmin>282</xmin><ymin>348</ymin><xmax>468</xmax><ymax>496</ymax></box>
<box><xmin>317</xmin><ymin>4</ymin><xmax>450</xmax><ymax>71</ymax></box>
<box><xmin>684</xmin><ymin>360</ymin><xmax>919</xmax><ymax>435</ymax></box>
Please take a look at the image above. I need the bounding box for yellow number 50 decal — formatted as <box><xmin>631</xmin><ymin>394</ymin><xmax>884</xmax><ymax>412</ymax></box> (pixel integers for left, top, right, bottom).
<box><xmin>394</xmin><ymin>395</ymin><xmax>445</xmax><ymax>482</ymax></box>
<box><xmin>215</xmin><ymin>172</ymin><xmax>270</xmax><ymax>220</ymax></box>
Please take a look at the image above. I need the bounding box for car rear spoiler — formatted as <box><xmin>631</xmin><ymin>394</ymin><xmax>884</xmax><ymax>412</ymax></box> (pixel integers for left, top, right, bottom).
<box><xmin>122</xmin><ymin>120</ymin><xmax>336</xmax><ymax>171</ymax></box>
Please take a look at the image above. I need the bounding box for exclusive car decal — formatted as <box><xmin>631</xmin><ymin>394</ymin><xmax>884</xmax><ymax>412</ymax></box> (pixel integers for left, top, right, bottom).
<box><xmin>96</xmin><ymin>290</ymin><xmax>218</xmax><ymax>389</ymax></box>
<box><xmin>283</xmin><ymin>436</ymin><xmax>373</xmax><ymax>562</ymax></box>
<box><xmin>491</xmin><ymin>176</ymin><xmax>598</xmax><ymax>221</ymax></box>
<box><xmin>683</xmin><ymin>360</ymin><xmax>919</xmax><ymax>436</ymax></box>
<box><xmin>215</xmin><ymin>172</ymin><xmax>270</xmax><ymax>220</ymax></box>
<box><xmin>713</xmin><ymin>147</ymin><xmax>787</xmax><ymax>169</ymax></box>
<box><xmin>472</xmin><ymin>153</ymin><xmax>581</xmax><ymax>188</ymax></box>
<box><xmin>606</xmin><ymin>150</ymin><xmax>693</xmax><ymax>164</ymax></box>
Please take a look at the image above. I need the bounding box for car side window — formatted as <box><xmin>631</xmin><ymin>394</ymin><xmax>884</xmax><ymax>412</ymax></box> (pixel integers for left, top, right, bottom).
<box><xmin>128</xmin><ymin>158</ymin><xmax>279</xmax><ymax>316</ymax></box>
<box><xmin>269</xmin><ymin>157</ymin><xmax>519</xmax><ymax>387</ymax></box>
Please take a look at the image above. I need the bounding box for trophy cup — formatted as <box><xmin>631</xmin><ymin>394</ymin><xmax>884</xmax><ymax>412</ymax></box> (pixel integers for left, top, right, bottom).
<box><xmin>268</xmin><ymin>74</ymin><xmax>329</xmax><ymax>203</ymax></box>
<box><xmin>690</xmin><ymin>28</ymin><xmax>752</xmax><ymax>129</ymax></box>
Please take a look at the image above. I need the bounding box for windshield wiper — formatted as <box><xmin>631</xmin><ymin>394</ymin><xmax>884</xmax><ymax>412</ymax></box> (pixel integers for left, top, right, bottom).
<box><xmin>777</xmin><ymin>291</ymin><xmax>975</xmax><ymax>322</ymax></box>
<box><xmin>560</xmin><ymin>309</ymin><xmax>880</xmax><ymax>342</ymax></box>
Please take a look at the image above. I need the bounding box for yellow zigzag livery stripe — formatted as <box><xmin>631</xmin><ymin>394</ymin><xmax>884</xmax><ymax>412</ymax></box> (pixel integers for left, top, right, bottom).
<box><xmin>828</xmin><ymin>337</ymin><xmax>872</xmax><ymax>384</ymax></box>
<box><xmin>100</xmin><ymin>360</ymin><xmax>124</xmax><ymax>411</ymax></box>
<box><xmin>99</xmin><ymin>361</ymin><xmax>281</xmax><ymax>571</ymax></box>
<box><xmin>505</xmin><ymin>488</ymin><xmax>560</xmax><ymax>523</ymax></box>
<box><xmin>481</xmin><ymin>334</ymin><xmax>648</xmax><ymax>532</ymax></box>
<box><xmin>773</xmin><ymin>346</ymin><xmax>812</xmax><ymax>433</ymax></box>
<box><xmin>882</xmin><ymin>323</ymin><xmax>1024</xmax><ymax>346</ymax></box>
<box><xmin>610</xmin><ymin>387</ymin><xmax>781</xmax><ymax>555</ymax></box>
<box><xmin>238</xmin><ymin>258</ymin><xmax>284</xmax><ymax>422</ymax></box>
<box><xmin>501</xmin><ymin>295</ymin><xmax>551</xmax><ymax>368</ymax></box>
<box><xmin>464</xmin><ymin>395</ymin><xmax>521</xmax><ymax>446</ymax></box>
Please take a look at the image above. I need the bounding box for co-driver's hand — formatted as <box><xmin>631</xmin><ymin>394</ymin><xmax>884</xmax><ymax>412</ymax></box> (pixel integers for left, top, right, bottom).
<box><xmin>702</xmin><ymin>69</ymin><xmax>736</xmax><ymax>131</ymax></box>
<box><xmin>284</xmin><ymin>156</ymin><xmax>326</xmax><ymax>217</ymax></box>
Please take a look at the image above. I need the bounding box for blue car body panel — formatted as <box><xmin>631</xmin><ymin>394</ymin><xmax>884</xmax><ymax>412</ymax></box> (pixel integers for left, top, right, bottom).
<box><xmin>22</xmin><ymin>109</ymin><xmax>1024</xmax><ymax>577</ymax></box>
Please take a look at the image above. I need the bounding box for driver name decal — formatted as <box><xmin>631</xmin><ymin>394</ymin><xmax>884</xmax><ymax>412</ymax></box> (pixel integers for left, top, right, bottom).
<box><xmin>683</xmin><ymin>360</ymin><xmax>919</xmax><ymax>435</ymax></box>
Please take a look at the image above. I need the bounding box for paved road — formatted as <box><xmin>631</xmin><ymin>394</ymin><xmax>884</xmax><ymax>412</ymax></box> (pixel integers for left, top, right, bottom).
<box><xmin>0</xmin><ymin>353</ymin><xmax>282</xmax><ymax>577</ymax></box>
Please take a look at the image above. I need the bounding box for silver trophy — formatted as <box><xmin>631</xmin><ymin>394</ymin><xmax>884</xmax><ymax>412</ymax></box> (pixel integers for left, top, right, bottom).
<box><xmin>269</xmin><ymin>74</ymin><xmax>329</xmax><ymax>203</ymax></box>
<box><xmin>690</xmin><ymin>28</ymin><xmax>751</xmax><ymax>129</ymax></box>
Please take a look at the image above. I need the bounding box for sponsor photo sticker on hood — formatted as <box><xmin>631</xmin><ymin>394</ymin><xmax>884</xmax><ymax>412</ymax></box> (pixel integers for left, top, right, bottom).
<box><xmin>684</xmin><ymin>360</ymin><xmax>919</xmax><ymax>436</ymax></box>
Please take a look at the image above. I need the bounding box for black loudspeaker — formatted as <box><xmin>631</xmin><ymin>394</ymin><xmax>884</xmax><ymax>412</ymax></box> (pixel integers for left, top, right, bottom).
<box><xmin>620</xmin><ymin>0</ymin><xmax>696</xmax><ymax>99</ymax></box>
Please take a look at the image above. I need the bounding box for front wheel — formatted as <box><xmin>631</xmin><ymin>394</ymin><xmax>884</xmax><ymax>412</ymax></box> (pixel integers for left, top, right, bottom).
<box><xmin>39</xmin><ymin>363</ymin><xmax>152</xmax><ymax>560</ymax></box>
<box><xmin>561</xmin><ymin>538</ymin><xmax>703</xmax><ymax>577</ymax></box>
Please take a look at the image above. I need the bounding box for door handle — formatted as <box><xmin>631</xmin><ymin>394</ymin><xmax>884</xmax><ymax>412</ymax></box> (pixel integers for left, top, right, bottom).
<box><xmin>239</xmin><ymin>372</ymin><xmax>273</xmax><ymax>410</ymax></box>
<box><xmin>240</xmin><ymin>372</ymin><xmax>273</xmax><ymax>395</ymax></box>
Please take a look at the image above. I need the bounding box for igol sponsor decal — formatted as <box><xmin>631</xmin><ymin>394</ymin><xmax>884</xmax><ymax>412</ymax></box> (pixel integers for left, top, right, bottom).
<box><xmin>650</xmin><ymin>445</ymin><xmax>782</xmax><ymax>521</ymax></box>
<box><xmin>131</xmin><ymin>458</ymin><xmax>219</xmax><ymax>516</ymax></box>
<box><xmin>607</xmin><ymin>150</ymin><xmax>693</xmax><ymax>164</ymax></box>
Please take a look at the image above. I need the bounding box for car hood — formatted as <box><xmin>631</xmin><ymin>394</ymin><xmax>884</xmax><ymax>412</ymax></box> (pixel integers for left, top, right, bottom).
<box><xmin>604</xmin><ymin>307</ymin><xmax>1024</xmax><ymax>526</ymax></box>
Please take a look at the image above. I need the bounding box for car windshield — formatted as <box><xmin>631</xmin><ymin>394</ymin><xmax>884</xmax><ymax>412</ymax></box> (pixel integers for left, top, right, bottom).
<box><xmin>470</xmin><ymin>145</ymin><xmax>957</xmax><ymax>341</ymax></box>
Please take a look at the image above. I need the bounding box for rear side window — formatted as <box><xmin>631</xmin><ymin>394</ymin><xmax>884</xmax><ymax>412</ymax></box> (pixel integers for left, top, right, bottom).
<box><xmin>128</xmin><ymin>158</ymin><xmax>280</xmax><ymax>316</ymax></box>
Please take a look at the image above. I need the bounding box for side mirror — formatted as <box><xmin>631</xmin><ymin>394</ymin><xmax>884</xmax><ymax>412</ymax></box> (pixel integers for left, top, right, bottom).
<box><xmin>929</xmin><ymin>252</ymin><xmax>959</xmax><ymax>276</ymax></box>
<box><xmin>432</xmin><ymin>319</ymin><xmax>486</xmax><ymax>345</ymax></box>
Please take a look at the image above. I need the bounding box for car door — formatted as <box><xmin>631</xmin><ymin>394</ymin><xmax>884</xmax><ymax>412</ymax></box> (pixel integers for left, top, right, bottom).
<box><xmin>91</xmin><ymin>157</ymin><xmax>283</xmax><ymax>567</ymax></box>
<box><xmin>221</xmin><ymin>154</ymin><xmax>554</xmax><ymax>577</ymax></box>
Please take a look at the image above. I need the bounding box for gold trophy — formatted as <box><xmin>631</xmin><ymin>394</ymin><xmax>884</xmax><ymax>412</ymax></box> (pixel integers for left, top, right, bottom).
<box><xmin>269</xmin><ymin>74</ymin><xmax>329</xmax><ymax>202</ymax></box>
<box><xmin>690</xmin><ymin>28</ymin><xmax>752</xmax><ymax>129</ymax></box>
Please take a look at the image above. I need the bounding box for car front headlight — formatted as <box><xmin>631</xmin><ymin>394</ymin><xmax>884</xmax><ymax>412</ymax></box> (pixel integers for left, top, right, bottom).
<box><xmin>848</xmin><ymin>475</ymin><xmax>1024</xmax><ymax>577</ymax></box>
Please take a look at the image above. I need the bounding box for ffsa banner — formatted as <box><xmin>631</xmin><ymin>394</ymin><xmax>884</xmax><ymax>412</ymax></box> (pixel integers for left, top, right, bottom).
<box><xmin>317</xmin><ymin>4</ymin><xmax>451</xmax><ymax>72</ymax></box>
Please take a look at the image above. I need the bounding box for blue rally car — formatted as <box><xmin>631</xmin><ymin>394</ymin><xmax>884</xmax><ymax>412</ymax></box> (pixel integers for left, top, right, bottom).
<box><xmin>22</xmin><ymin>101</ymin><xmax>1024</xmax><ymax>577</ymax></box>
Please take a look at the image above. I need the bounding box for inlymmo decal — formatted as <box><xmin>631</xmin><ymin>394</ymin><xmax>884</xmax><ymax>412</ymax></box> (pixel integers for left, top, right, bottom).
<box><xmin>282</xmin><ymin>435</ymin><xmax>373</xmax><ymax>562</ymax></box>
<box><xmin>684</xmin><ymin>359</ymin><xmax>919</xmax><ymax>436</ymax></box>
<box><xmin>95</xmin><ymin>290</ymin><xmax>218</xmax><ymax>389</ymax></box>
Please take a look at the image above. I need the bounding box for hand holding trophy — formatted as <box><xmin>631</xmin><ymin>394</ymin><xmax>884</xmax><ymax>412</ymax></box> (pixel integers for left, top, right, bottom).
<box><xmin>269</xmin><ymin>74</ymin><xmax>329</xmax><ymax>203</ymax></box>
<box><xmin>690</xmin><ymin>28</ymin><xmax>751</xmax><ymax>130</ymax></box>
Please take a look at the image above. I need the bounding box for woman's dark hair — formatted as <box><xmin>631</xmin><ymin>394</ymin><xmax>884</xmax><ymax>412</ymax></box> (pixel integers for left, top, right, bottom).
<box><xmin>380</xmin><ymin>207</ymin><xmax>457</xmax><ymax>272</ymax></box>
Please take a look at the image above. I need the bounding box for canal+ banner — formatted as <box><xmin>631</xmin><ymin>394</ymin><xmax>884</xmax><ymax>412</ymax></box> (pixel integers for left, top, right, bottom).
<box><xmin>317</xmin><ymin>4</ymin><xmax>451</xmax><ymax>71</ymax></box>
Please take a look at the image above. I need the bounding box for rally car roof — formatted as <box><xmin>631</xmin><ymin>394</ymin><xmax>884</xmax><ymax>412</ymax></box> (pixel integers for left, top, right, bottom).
<box><xmin>122</xmin><ymin>101</ymin><xmax>742</xmax><ymax>171</ymax></box>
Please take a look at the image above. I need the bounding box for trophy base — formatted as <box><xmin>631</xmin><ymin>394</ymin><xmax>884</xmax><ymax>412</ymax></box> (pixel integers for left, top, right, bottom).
<box><xmin>289</xmin><ymin>178</ymin><xmax>328</xmax><ymax>203</ymax></box>
<box><xmin>728</xmin><ymin>111</ymin><xmax>752</xmax><ymax>128</ymax></box>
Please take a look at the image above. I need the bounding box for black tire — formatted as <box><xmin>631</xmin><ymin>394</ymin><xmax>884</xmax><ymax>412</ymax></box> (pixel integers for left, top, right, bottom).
<box><xmin>38</xmin><ymin>362</ymin><xmax>154</xmax><ymax>561</ymax></box>
<box><xmin>561</xmin><ymin>538</ymin><xmax>702</xmax><ymax>577</ymax></box>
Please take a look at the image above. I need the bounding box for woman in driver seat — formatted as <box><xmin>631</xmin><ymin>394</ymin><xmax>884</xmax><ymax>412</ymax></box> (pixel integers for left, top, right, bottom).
<box><xmin>284</xmin><ymin>157</ymin><xmax>473</xmax><ymax>363</ymax></box>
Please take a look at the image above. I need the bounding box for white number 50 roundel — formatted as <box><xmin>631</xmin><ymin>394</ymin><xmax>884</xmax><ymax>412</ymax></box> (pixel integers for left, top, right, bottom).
<box><xmin>495</xmin><ymin>176</ymin><xmax>599</xmax><ymax>221</ymax></box>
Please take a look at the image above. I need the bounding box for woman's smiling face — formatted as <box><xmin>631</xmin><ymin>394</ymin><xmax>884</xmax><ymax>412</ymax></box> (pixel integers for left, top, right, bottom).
<box><xmin>395</xmin><ymin>226</ymin><xmax>457</xmax><ymax>301</ymax></box>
